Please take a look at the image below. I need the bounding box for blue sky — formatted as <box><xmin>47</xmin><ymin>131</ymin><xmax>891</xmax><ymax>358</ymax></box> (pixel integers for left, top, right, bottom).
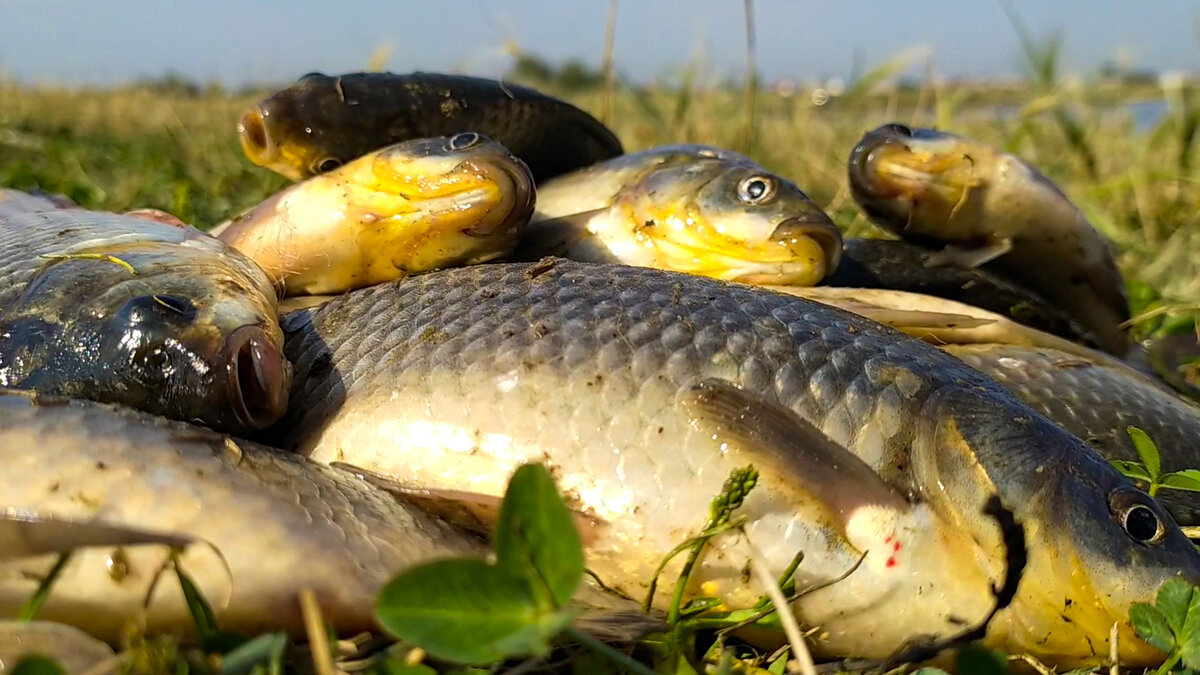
<box><xmin>0</xmin><ymin>0</ymin><xmax>1196</xmax><ymax>87</ymax></box>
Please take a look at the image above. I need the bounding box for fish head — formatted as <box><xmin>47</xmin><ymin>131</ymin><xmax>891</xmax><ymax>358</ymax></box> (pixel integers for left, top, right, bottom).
<box><xmin>366</xmin><ymin>133</ymin><xmax>536</xmax><ymax>249</ymax></box>
<box><xmin>914</xmin><ymin>386</ymin><xmax>1200</xmax><ymax>668</ymax></box>
<box><xmin>620</xmin><ymin>146</ymin><xmax>842</xmax><ymax>285</ymax></box>
<box><xmin>847</xmin><ymin>124</ymin><xmax>1001</xmax><ymax>242</ymax></box>
<box><xmin>239</xmin><ymin>72</ymin><xmax>370</xmax><ymax>181</ymax></box>
<box><xmin>0</xmin><ymin>236</ymin><xmax>290</xmax><ymax>434</ymax></box>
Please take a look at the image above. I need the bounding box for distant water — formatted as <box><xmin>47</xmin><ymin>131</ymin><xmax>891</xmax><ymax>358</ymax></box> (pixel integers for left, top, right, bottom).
<box><xmin>1128</xmin><ymin>100</ymin><xmax>1168</xmax><ymax>130</ymax></box>
<box><xmin>983</xmin><ymin>99</ymin><xmax>1168</xmax><ymax>131</ymax></box>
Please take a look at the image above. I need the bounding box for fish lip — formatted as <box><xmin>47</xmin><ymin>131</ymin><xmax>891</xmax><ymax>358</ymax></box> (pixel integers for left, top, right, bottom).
<box><xmin>222</xmin><ymin>325</ymin><xmax>291</xmax><ymax>432</ymax></box>
<box><xmin>770</xmin><ymin>211</ymin><xmax>844</xmax><ymax>279</ymax></box>
<box><xmin>847</xmin><ymin>124</ymin><xmax>914</xmax><ymax>201</ymax></box>
<box><xmin>456</xmin><ymin>154</ymin><xmax>536</xmax><ymax>237</ymax></box>
<box><xmin>237</xmin><ymin>107</ymin><xmax>277</xmax><ymax>168</ymax></box>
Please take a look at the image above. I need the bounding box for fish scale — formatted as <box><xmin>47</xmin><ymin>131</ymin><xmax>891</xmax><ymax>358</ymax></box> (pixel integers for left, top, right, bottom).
<box><xmin>268</xmin><ymin>259</ymin><xmax>1200</xmax><ymax>665</ymax></box>
<box><xmin>0</xmin><ymin>391</ymin><xmax>480</xmax><ymax>641</ymax></box>
<box><xmin>945</xmin><ymin>343</ymin><xmax>1200</xmax><ymax>525</ymax></box>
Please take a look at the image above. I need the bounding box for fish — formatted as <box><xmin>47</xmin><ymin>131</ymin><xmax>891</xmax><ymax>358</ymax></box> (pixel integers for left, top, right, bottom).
<box><xmin>0</xmin><ymin>390</ymin><xmax>657</xmax><ymax>643</ymax></box>
<box><xmin>0</xmin><ymin>200</ymin><xmax>290</xmax><ymax>433</ymax></box>
<box><xmin>944</xmin><ymin>343</ymin><xmax>1200</xmax><ymax>526</ymax></box>
<box><xmin>847</xmin><ymin>124</ymin><xmax>1130</xmax><ymax>355</ymax></box>
<box><xmin>511</xmin><ymin>146</ymin><xmax>843</xmax><ymax>286</ymax></box>
<box><xmin>266</xmin><ymin>259</ymin><xmax>1198</xmax><ymax>668</ymax></box>
<box><xmin>213</xmin><ymin>133</ymin><xmax>535</xmax><ymax>296</ymax></box>
<box><xmin>0</xmin><ymin>188</ymin><xmax>76</xmax><ymax>216</ymax></box>
<box><xmin>239</xmin><ymin>71</ymin><xmax>623</xmax><ymax>184</ymax></box>
<box><xmin>825</xmin><ymin>237</ymin><xmax>1096</xmax><ymax>347</ymax></box>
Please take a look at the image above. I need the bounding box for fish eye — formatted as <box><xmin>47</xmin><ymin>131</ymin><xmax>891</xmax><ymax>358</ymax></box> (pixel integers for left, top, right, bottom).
<box><xmin>737</xmin><ymin>175</ymin><xmax>777</xmax><ymax>204</ymax></box>
<box><xmin>883</xmin><ymin>123</ymin><xmax>913</xmax><ymax>137</ymax></box>
<box><xmin>313</xmin><ymin>157</ymin><xmax>343</xmax><ymax>174</ymax></box>
<box><xmin>449</xmin><ymin>132</ymin><xmax>480</xmax><ymax>151</ymax></box>
<box><xmin>1109</xmin><ymin>487</ymin><xmax>1166</xmax><ymax>545</ymax></box>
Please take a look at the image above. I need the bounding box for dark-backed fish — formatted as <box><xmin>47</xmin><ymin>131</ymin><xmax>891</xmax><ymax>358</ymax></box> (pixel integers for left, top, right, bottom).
<box><xmin>826</xmin><ymin>237</ymin><xmax>1095</xmax><ymax>346</ymax></box>
<box><xmin>848</xmin><ymin>124</ymin><xmax>1130</xmax><ymax>355</ymax></box>
<box><xmin>0</xmin><ymin>200</ymin><xmax>289</xmax><ymax>433</ymax></box>
<box><xmin>239</xmin><ymin>71</ymin><xmax>622</xmax><ymax>184</ymax></box>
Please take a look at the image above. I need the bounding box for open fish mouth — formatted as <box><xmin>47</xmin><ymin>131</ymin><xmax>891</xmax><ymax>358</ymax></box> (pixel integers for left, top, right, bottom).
<box><xmin>237</xmin><ymin>107</ymin><xmax>291</xmax><ymax>177</ymax></box>
<box><xmin>849</xmin><ymin>123</ymin><xmax>983</xmax><ymax>203</ymax></box>
<box><xmin>223</xmin><ymin>324</ymin><xmax>291</xmax><ymax>432</ymax></box>
<box><xmin>632</xmin><ymin>207</ymin><xmax>841</xmax><ymax>286</ymax></box>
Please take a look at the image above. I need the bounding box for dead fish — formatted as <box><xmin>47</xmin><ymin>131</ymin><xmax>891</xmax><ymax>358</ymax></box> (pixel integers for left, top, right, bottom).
<box><xmin>944</xmin><ymin>343</ymin><xmax>1200</xmax><ymax>526</ymax></box>
<box><xmin>513</xmin><ymin>145</ymin><xmax>843</xmax><ymax>286</ymax></box>
<box><xmin>0</xmin><ymin>390</ymin><xmax>659</xmax><ymax>644</ymax></box>
<box><xmin>214</xmin><ymin>133</ymin><xmax>535</xmax><ymax>296</ymax></box>
<box><xmin>238</xmin><ymin>71</ymin><xmax>622</xmax><ymax>184</ymax></box>
<box><xmin>265</xmin><ymin>259</ymin><xmax>1197</xmax><ymax>668</ymax></box>
<box><xmin>0</xmin><ymin>199</ymin><xmax>290</xmax><ymax>433</ymax></box>
<box><xmin>848</xmin><ymin>124</ymin><xmax>1130</xmax><ymax>355</ymax></box>
<box><xmin>826</xmin><ymin>237</ymin><xmax>1097</xmax><ymax>347</ymax></box>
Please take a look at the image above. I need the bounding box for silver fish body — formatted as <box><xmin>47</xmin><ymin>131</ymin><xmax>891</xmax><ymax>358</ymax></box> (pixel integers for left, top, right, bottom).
<box><xmin>268</xmin><ymin>259</ymin><xmax>1197</xmax><ymax>667</ymax></box>
<box><xmin>945</xmin><ymin>343</ymin><xmax>1200</xmax><ymax>525</ymax></box>
<box><xmin>0</xmin><ymin>390</ymin><xmax>481</xmax><ymax>641</ymax></box>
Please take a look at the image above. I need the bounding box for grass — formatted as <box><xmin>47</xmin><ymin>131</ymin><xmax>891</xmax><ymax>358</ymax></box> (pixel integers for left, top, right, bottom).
<box><xmin>1</xmin><ymin>71</ymin><xmax>1197</xmax><ymax>306</ymax></box>
<box><xmin>3</xmin><ymin>62</ymin><xmax>1200</xmax><ymax>673</ymax></box>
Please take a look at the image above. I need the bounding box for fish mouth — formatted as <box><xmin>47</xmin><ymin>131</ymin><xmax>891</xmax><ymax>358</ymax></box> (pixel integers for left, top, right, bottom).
<box><xmin>636</xmin><ymin>208</ymin><xmax>841</xmax><ymax>286</ymax></box>
<box><xmin>848</xmin><ymin>124</ymin><xmax>978</xmax><ymax>203</ymax></box>
<box><xmin>373</xmin><ymin>150</ymin><xmax>536</xmax><ymax>241</ymax></box>
<box><xmin>238</xmin><ymin>107</ymin><xmax>306</xmax><ymax>181</ymax></box>
<box><xmin>222</xmin><ymin>325</ymin><xmax>291</xmax><ymax>432</ymax></box>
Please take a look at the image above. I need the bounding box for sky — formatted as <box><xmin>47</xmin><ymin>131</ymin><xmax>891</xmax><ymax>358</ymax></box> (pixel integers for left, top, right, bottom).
<box><xmin>0</xmin><ymin>0</ymin><xmax>1196</xmax><ymax>88</ymax></box>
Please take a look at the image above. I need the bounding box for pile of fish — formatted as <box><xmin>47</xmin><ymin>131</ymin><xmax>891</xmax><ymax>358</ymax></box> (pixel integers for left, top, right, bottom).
<box><xmin>1</xmin><ymin>70</ymin><xmax>1199</xmax><ymax>672</ymax></box>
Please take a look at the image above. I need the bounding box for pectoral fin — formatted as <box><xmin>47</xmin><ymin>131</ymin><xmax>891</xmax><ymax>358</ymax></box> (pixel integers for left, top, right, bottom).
<box><xmin>0</xmin><ymin>513</ymin><xmax>193</xmax><ymax>561</ymax></box>
<box><xmin>681</xmin><ymin>379</ymin><xmax>910</xmax><ymax>536</ymax></box>
<box><xmin>923</xmin><ymin>237</ymin><xmax>1013</xmax><ymax>269</ymax></box>
<box><xmin>512</xmin><ymin>209</ymin><xmax>609</xmax><ymax>260</ymax></box>
<box><xmin>330</xmin><ymin>462</ymin><xmax>609</xmax><ymax>546</ymax></box>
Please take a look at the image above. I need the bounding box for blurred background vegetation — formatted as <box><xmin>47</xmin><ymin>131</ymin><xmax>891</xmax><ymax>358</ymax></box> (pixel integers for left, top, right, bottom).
<box><xmin>1</xmin><ymin>14</ymin><xmax>1198</xmax><ymax>310</ymax></box>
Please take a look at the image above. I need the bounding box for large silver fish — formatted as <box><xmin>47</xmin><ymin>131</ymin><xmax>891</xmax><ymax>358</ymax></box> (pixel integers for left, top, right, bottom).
<box><xmin>267</xmin><ymin>259</ymin><xmax>1198</xmax><ymax>668</ymax></box>
<box><xmin>0</xmin><ymin>191</ymin><xmax>290</xmax><ymax>433</ymax></box>
<box><xmin>0</xmin><ymin>390</ymin><xmax>657</xmax><ymax>645</ymax></box>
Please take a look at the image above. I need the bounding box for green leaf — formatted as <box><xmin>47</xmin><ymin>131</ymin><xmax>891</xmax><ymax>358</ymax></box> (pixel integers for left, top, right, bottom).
<box><xmin>9</xmin><ymin>656</ymin><xmax>66</xmax><ymax>675</ymax></box>
<box><xmin>219</xmin><ymin>632</ymin><xmax>287</xmax><ymax>675</ymax></box>
<box><xmin>376</xmin><ymin>557</ymin><xmax>577</xmax><ymax>665</ymax></box>
<box><xmin>176</xmin><ymin>560</ymin><xmax>219</xmax><ymax>643</ymax></box>
<box><xmin>1128</xmin><ymin>426</ymin><xmax>1162</xmax><ymax>480</ymax></box>
<box><xmin>1110</xmin><ymin>460</ymin><xmax>1153</xmax><ymax>483</ymax></box>
<box><xmin>494</xmin><ymin>463</ymin><xmax>584</xmax><ymax>610</ymax></box>
<box><xmin>952</xmin><ymin>645</ymin><xmax>1012</xmax><ymax>675</ymax></box>
<box><xmin>18</xmin><ymin>553</ymin><xmax>71</xmax><ymax>622</ymax></box>
<box><xmin>1178</xmin><ymin>588</ymin><xmax>1200</xmax><ymax>669</ymax></box>
<box><xmin>1161</xmin><ymin>470</ymin><xmax>1200</xmax><ymax>493</ymax></box>
<box><xmin>1130</xmin><ymin>602</ymin><xmax>1176</xmax><ymax>653</ymax></box>
<box><xmin>1157</xmin><ymin>578</ymin><xmax>1197</xmax><ymax>633</ymax></box>
<box><xmin>766</xmin><ymin>648</ymin><xmax>789</xmax><ymax>674</ymax></box>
